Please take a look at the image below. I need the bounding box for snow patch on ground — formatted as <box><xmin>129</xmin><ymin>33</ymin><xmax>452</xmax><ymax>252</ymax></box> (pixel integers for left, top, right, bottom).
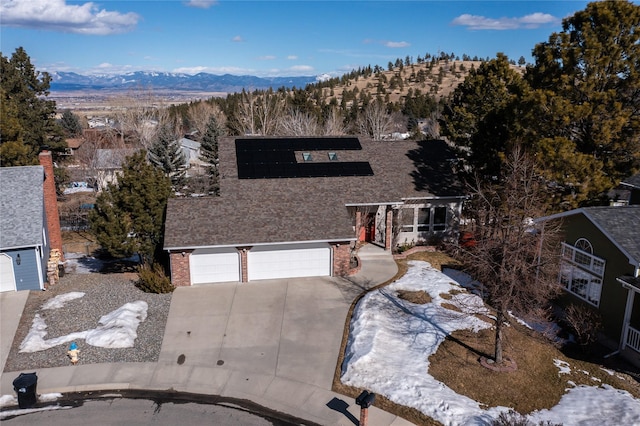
<box><xmin>19</xmin><ymin>292</ymin><xmax>148</xmax><ymax>352</ymax></box>
<box><xmin>342</xmin><ymin>261</ymin><xmax>640</xmax><ymax>426</ymax></box>
<box><xmin>41</xmin><ymin>292</ymin><xmax>85</xmax><ymax>310</ymax></box>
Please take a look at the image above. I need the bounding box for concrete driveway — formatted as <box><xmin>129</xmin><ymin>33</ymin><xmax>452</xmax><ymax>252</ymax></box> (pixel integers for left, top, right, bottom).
<box><xmin>1</xmin><ymin>245</ymin><xmax>409</xmax><ymax>425</ymax></box>
<box><xmin>158</xmin><ymin>276</ymin><xmax>351</xmax><ymax>392</ymax></box>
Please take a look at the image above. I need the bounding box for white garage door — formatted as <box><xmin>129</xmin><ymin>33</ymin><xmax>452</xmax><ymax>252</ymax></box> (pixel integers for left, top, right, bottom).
<box><xmin>190</xmin><ymin>248</ymin><xmax>240</xmax><ymax>284</ymax></box>
<box><xmin>248</xmin><ymin>243</ymin><xmax>331</xmax><ymax>281</ymax></box>
<box><xmin>0</xmin><ymin>254</ymin><xmax>16</xmax><ymax>292</ymax></box>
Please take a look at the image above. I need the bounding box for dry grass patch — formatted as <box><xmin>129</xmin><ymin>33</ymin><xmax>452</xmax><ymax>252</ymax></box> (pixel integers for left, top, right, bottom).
<box><xmin>397</xmin><ymin>289</ymin><xmax>431</xmax><ymax>304</ymax></box>
<box><xmin>429</xmin><ymin>321</ymin><xmax>640</xmax><ymax>415</ymax></box>
<box><xmin>406</xmin><ymin>251</ymin><xmax>461</xmax><ymax>271</ymax></box>
<box><xmin>440</xmin><ymin>303</ymin><xmax>462</xmax><ymax>313</ymax></box>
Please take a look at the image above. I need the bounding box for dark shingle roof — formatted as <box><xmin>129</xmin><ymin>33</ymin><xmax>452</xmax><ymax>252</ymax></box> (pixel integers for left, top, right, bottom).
<box><xmin>0</xmin><ymin>166</ymin><xmax>45</xmax><ymax>249</ymax></box>
<box><xmin>583</xmin><ymin>206</ymin><xmax>640</xmax><ymax>266</ymax></box>
<box><xmin>164</xmin><ymin>137</ymin><xmax>465</xmax><ymax>249</ymax></box>
<box><xmin>621</xmin><ymin>173</ymin><xmax>640</xmax><ymax>189</ymax></box>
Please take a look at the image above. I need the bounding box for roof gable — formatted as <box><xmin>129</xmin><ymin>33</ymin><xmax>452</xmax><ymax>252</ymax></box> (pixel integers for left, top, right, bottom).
<box><xmin>0</xmin><ymin>166</ymin><xmax>46</xmax><ymax>249</ymax></box>
<box><xmin>541</xmin><ymin>206</ymin><xmax>640</xmax><ymax>267</ymax></box>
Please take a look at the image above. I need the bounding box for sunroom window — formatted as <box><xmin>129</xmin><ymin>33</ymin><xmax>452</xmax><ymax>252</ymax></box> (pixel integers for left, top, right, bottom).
<box><xmin>560</xmin><ymin>240</ymin><xmax>605</xmax><ymax>306</ymax></box>
<box><xmin>401</xmin><ymin>208</ymin><xmax>414</xmax><ymax>232</ymax></box>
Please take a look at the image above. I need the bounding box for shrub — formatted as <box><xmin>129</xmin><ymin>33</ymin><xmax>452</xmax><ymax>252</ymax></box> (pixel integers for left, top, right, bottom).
<box><xmin>492</xmin><ymin>410</ymin><xmax>562</xmax><ymax>426</ymax></box>
<box><xmin>564</xmin><ymin>303</ymin><xmax>602</xmax><ymax>346</ymax></box>
<box><xmin>136</xmin><ymin>262</ymin><xmax>175</xmax><ymax>294</ymax></box>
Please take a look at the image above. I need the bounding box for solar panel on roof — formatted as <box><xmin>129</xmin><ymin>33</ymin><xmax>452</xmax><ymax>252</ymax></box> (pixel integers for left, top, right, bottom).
<box><xmin>235</xmin><ymin>137</ymin><xmax>373</xmax><ymax>179</ymax></box>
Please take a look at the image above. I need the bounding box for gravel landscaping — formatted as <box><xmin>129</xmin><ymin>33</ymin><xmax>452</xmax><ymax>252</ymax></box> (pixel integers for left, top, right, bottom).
<box><xmin>3</xmin><ymin>272</ymin><xmax>172</xmax><ymax>372</ymax></box>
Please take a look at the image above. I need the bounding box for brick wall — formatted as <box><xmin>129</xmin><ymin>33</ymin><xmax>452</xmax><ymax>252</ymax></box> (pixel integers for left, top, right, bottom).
<box><xmin>170</xmin><ymin>250</ymin><xmax>192</xmax><ymax>286</ymax></box>
<box><xmin>238</xmin><ymin>247</ymin><xmax>252</xmax><ymax>282</ymax></box>
<box><xmin>39</xmin><ymin>150</ymin><xmax>63</xmax><ymax>261</ymax></box>
<box><xmin>332</xmin><ymin>242</ymin><xmax>352</xmax><ymax>277</ymax></box>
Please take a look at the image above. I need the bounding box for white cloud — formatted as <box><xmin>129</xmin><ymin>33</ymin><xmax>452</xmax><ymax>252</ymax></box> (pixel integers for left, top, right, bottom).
<box><xmin>361</xmin><ymin>39</ymin><xmax>410</xmax><ymax>48</ymax></box>
<box><xmin>287</xmin><ymin>55</ymin><xmax>298</xmax><ymax>60</ymax></box>
<box><xmin>87</xmin><ymin>62</ymin><xmax>135</xmax><ymax>75</ymax></box>
<box><xmin>232</xmin><ymin>35</ymin><xmax>244</xmax><ymax>42</ymax></box>
<box><xmin>172</xmin><ymin>66</ymin><xmax>255</xmax><ymax>75</ymax></box>
<box><xmin>257</xmin><ymin>55</ymin><xmax>276</xmax><ymax>61</ymax></box>
<box><xmin>384</xmin><ymin>41</ymin><xmax>410</xmax><ymax>48</ymax></box>
<box><xmin>185</xmin><ymin>0</ymin><xmax>218</xmax><ymax>9</ymax></box>
<box><xmin>289</xmin><ymin>65</ymin><xmax>313</xmax><ymax>72</ymax></box>
<box><xmin>451</xmin><ymin>12</ymin><xmax>558</xmax><ymax>30</ymax></box>
<box><xmin>0</xmin><ymin>0</ymin><xmax>139</xmax><ymax>35</ymax></box>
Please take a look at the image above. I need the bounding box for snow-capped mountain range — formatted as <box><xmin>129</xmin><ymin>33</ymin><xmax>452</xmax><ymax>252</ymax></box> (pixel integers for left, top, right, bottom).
<box><xmin>49</xmin><ymin>71</ymin><xmax>325</xmax><ymax>92</ymax></box>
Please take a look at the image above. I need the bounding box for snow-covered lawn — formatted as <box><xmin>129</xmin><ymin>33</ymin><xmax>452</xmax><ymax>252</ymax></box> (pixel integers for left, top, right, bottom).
<box><xmin>19</xmin><ymin>292</ymin><xmax>148</xmax><ymax>353</ymax></box>
<box><xmin>341</xmin><ymin>260</ymin><xmax>640</xmax><ymax>426</ymax></box>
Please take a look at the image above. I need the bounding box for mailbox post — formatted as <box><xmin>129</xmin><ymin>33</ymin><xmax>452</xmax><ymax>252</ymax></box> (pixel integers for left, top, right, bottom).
<box><xmin>355</xmin><ymin>390</ymin><xmax>376</xmax><ymax>426</ymax></box>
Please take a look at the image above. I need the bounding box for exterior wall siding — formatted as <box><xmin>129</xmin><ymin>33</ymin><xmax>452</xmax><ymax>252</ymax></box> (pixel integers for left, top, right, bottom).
<box><xmin>561</xmin><ymin>214</ymin><xmax>636</xmax><ymax>344</ymax></box>
<box><xmin>395</xmin><ymin>199</ymin><xmax>462</xmax><ymax>248</ymax></box>
<box><xmin>2</xmin><ymin>248</ymin><xmax>43</xmax><ymax>291</ymax></box>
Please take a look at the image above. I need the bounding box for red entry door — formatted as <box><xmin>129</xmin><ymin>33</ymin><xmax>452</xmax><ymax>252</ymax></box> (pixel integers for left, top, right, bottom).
<box><xmin>365</xmin><ymin>213</ymin><xmax>376</xmax><ymax>242</ymax></box>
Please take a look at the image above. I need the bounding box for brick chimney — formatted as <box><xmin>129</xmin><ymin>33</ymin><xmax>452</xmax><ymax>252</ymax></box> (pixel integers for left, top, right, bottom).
<box><xmin>39</xmin><ymin>149</ymin><xmax>64</xmax><ymax>262</ymax></box>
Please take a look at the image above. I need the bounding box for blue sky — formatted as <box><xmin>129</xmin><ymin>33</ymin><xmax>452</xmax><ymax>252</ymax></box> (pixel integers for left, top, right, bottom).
<box><xmin>0</xmin><ymin>0</ymin><xmax>592</xmax><ymax>77</ymax></box>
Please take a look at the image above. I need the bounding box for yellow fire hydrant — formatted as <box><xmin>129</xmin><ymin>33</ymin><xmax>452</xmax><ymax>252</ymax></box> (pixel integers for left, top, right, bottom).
<box><xmin>67</xmin><ymin>342</ymin><xmax>80</xmax><ymax>365</ymax></box>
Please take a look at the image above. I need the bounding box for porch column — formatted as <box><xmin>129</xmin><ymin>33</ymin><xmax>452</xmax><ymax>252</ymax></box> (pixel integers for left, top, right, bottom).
<box><xmin>620</xmin><ymin>286</ymin><xmax>636</xmax><ymax>351</ymax></box>
<box><xmin>385</xmin><ymin>207</ymin><xmax>393</xmax><ymax>251</ymax></box>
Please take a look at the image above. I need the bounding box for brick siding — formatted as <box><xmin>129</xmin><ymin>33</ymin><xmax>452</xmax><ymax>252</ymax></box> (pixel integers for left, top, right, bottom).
<box><xmin>331</xmin><ymin>242</ymin><xmax>352</xmax><ymax>276</ymax></box>
<box><xmin>170</xmin><ymin>250</ymin><xmax>192</xmax><ymax>286</ymax></box>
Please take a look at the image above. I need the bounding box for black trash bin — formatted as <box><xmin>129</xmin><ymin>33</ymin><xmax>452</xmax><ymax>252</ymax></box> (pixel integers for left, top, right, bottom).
<box><xmin>13</xmin><ymin>372</ymin><xmax>37</xmax><ymax>409</ymax></box>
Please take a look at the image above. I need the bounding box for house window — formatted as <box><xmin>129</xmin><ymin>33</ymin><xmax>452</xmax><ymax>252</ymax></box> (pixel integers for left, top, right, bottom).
<box><xmin>328</xmin><ymin>152</ymin><xmax>338</xmax><ymax>161</ymax></box>
<box><xmin>575</xmin><ymin>238</ymin><xmax>593</xmax><ymax>254</ymax></box>
<box><xmin>414</xmin><ymin>206</ymin><xmax>448</xmax><ymax>233</ymax></box>
<box><xmin>433</xmin><ymin>207</ymin><xmax>447</xmax><ymax>231</ymax></box>
<box><xmin>302</xmin><ymin>152</ymin><xmax>312</xmax><ymax>161</ymax></box>
<box><xmin>401</xmin><ymin>208</ymin><xmax>415</xmax><ymax>231</ymax></box>
<box><xmin>560</xmin><ymin>241</ymin><xmax>605</xmax><ymax>306</ymax></box>
<box><xmin>417</xmin><ymin>208</ymin><xmax>430</xmax><ymax>232</ymax></box>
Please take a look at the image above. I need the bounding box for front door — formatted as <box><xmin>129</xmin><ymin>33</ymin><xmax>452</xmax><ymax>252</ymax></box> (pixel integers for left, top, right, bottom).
<box><xmin>365</xmin><ymin>213</ymin><xmax>376</xmax><ymax>242</ymax></box>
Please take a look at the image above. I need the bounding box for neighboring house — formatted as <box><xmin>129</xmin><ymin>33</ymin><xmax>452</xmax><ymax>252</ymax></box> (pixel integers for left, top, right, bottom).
<box><xmin>64</xmin><ymin>137</ymin><xmax>85</xmax><ymax>156</ymax></box>
<box><xmin>94</xmin><ymin>148</ymin><xmax>138</xmax><ymax>191</ymax></box>
<box><xmin>164</xmin><ymin>137</ymin><xmax>465</xmax><ymax>286</ymax></box>
<box><xmin>540</xmin><ymin>206</ymin><xmax>640</xmax><ymax>365</ymax></box>
<box><xmin>607</xmin><ymin>173</ymin><xmax>640</xmax><ymax>206</ymax></box>
<box><xmin>0</xmin><ymin>150</ymin><xmax>64</xmax><ymax>292</ymax></box>
<box><xmin>178</xmin><ymin>138</ymin><xmax>207</xmax><ymax>175</ymax></box>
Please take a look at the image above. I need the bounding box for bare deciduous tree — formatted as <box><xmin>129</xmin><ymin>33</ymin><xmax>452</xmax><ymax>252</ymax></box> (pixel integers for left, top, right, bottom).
<box><xmin>110</xmin><ymin>88</ymin><xmax>171</xmax><ymax>148</ymax></box>
<box><xmin>358</xmin><ymin>100</ymin><xmax>395</xmax><ymax>140</ymax></box>
<box><xmin>322</xmin><ymin>107</ymin><xmax>347</xmax><ymax>135</ymax></box>
<box><xmin>278</xmin><ymin>109</ymin><xmax>320</xmax><ymax>136</ymax></box>
<box><xmin>186</xmin><ymin>101</ymin><xmax>226</xmax><ymax>139</ymax></box>
<box><xmin>456</xmin><ymin>147</ymin><xmax>562</xmax><ymax>365</ymax></box>
<box><xmin>233</xmin><ymin>90</ymin><xmax>285</xmax><ymax>136</ymax></box>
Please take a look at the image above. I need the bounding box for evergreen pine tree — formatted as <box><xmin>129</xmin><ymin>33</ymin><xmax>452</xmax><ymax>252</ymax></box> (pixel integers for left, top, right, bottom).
<box><xmin>1</xmin><ymin>47</ymin><xmax>65</xmax><ymax>166</ymax></box>
<box><xmin>89</xmin><ymin>150</ymin><xmax>172</xmax><ymax>264</ymax></box>
<box><xmin>59</xmin><ymin>109</ymin><xmax>83</xmax><ymax>137</ymax></box>
<box><xmin>199</xmin><ymin>116</ymin><xmax>221</xmax><ymax>195</ymax></box>
<box><xmin>148</xmin><ymin>125</ymin><xmax>187</xmax><ymax>189</ymax></box>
